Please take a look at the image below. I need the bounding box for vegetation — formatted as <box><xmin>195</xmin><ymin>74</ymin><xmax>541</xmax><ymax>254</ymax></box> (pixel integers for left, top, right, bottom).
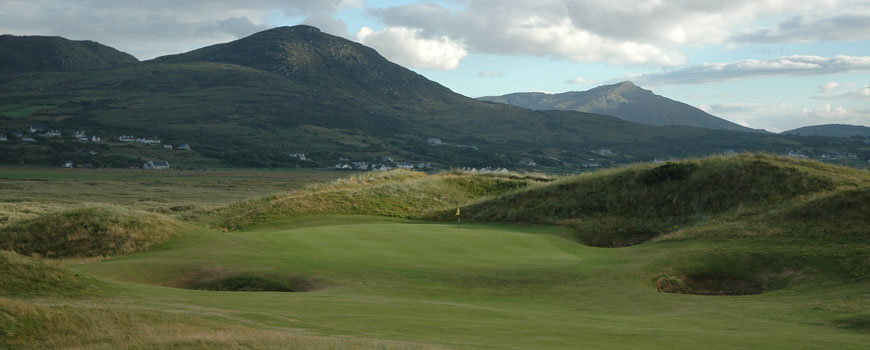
<box><xmin>204</xmin><ymin>169</ymin><xmax>543</xmax><ymax>230</ymax></box>
<box><xmin>2</xmin><ymin>27</ymin><xmax>867</xmax><ymax>169</ymax></box>
<box><xmin>782</xmin><ymin>124</ymin><xmax>870</xmax><ymax>138</ymax></box>
<box><xmin>0</xmin><ymin>34</ymin><xmax>138</xmax><ymax>74</ymax></box>
<box><xmin>478</xmin><ymin>81</ymin><xmax>761</xmax><ymax>132</ymax></box>
<box><xmin>0</xmin><ymin>206</ymin><xmax>185</xmax><ymax>258</ymax></box>
<box><xmin>0</xmin><ymin>154</ymin><xmax>868</xmax><ymax>349</ymax></box>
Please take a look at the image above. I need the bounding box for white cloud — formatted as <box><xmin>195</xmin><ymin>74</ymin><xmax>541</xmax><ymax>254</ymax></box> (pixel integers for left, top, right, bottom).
<box><xmin>367</xmin><ymin>0</ymin><xmax>868</xmax><ymax>67</ymax></box>
<box><xmin>627</xmin><ymin>56</ymin><xmax>870</xmax><ymax>85</ymax></box>
<box><xmin>0</xmin><ymin>0</ymin><xmax>352</xmax><ymax>59</ymax></box>
<box><xmin>354</xmin><ymin>26</ymin><xmax>468</xmax><ymax>70</ymax></box>
<box><xmin>813</xmin><ymin>81</ymin><xmax>870</xmax><ymax>100</ymax></box>
<box><xmin>565</xmin><ymin>76</ymin><xmax>592</xmax><ymax>85</ymax></box>
<box><xmin>478</xmin><ymin>70</ymin><xmax>503</xmax><ymax>78</ymax></box>
<box><xmin>734</xmin><ymin>14</ymin><xmax>870</xmax><ymax>43</ymax></box>
<box><xmin>704</xmin><ymin>101</ymin><xmax>870</xmax><ymax>132</ymax></box>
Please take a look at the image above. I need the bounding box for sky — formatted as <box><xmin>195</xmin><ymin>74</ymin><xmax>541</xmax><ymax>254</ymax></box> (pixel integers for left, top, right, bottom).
<box><xmin>1</xmin><ymin>0</ymin><xmax>869</xmax><ymax>132</ymax></box>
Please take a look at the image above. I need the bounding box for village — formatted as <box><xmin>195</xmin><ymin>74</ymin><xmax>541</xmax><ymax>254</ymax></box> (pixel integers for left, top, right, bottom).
<box><xmin>0</xmin><ymin>125</ymin><xmax>192</xmax><ymax>170</ymax></box>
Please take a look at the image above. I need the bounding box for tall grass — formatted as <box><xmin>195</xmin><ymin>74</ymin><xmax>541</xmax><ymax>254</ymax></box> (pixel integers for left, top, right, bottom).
<box><xmin>0</xmin><ymin>206</ymin><xmax>185</xmax><ymax>258</ymax></box>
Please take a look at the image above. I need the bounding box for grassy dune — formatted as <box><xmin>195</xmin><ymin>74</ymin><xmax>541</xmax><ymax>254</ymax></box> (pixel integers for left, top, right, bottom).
<box><xmin>0</xmin><ymin>206</ymin><xmax>185</xmax><ymax>258</ymax></box>
<box><xmin>205</xmin><ymin>169</ymin><xmax>544</xmax><ymax>230</ymax></box>
<box><xmin>1</xmin><ymin>154</ymin><xmax>868</xmax><ymax>349</ymax></box>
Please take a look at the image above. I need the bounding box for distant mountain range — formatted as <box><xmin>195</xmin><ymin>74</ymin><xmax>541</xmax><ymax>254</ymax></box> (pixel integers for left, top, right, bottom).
<box><xmin>478</xmin><ymin>82</ymin><xmax>765</xmax><ymax>133</ymax></box>
<box><xmin>0</xmin><ymin>34</ymin><xmax>138</xmax><ymax>74</ymax></box>
<box><xmin>782</xmin><ymin>124</ymin><xmax>870</xmax><ymax>138</ymax></box>
<box><xmin>0</xmin><ymin>26</ymin><xmax>865</xmax><ymax>169</ymax></box>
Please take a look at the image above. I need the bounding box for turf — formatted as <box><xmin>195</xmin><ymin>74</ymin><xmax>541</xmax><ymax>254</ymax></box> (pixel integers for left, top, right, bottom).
<box><xmin>1</xmin><ymin>155</ymin><xmax>868</xmax><ymax>349</ymax></box>
<box><xmin>58</xmin><ymin>219</ymin><xmax>868</xmax><ymax>350</ymax></box>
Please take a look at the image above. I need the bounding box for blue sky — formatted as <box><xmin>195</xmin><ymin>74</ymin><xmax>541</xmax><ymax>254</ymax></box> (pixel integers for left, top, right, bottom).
<box><xmin>1</xmin><ymin>0</ymin><xmax>868</xmax><ymax>131</ymax></box>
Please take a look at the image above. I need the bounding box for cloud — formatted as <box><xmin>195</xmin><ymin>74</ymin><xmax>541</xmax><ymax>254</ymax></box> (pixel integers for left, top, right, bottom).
<box><xmin>366</xmin><ymin>1</ymin><xmax>867</xmax><ymax>67</ymax></box>
<box><xmin>703</xmin><ymin>101</ymin><xmax>870</xmax><ymax>132</ymax></box>
<box><xmin>626</xmin><ymin>56</ymin><xmax>870</xmax><ymax>85</ymax></box>
<box><xmin>354</xmin><ymin>26</ymin><xmax>468</xmax><ymax>70</ymax></box>
<box><xmin>0</xmin><ymin>0</ymin><xmax>352</xmax><ymax>59</ymax></box>
<box><xmin>813</xmin><ymin>81</ymin><xmax>870</xmax><ymax>100</ymax></box>
<box><xmin>565</xmin><ymin>76</ymin><xmax>592</xmax><ymax>84</ymax></box>
<box><xmin>214</xmin><ymin>17</ymin><xmax>271</xmax><ymax>38</ymax></box>
<box><xmin>734</xmin><ymin>14</ymin><xmax>870</xmax><ymax>43</ymax></box>
<box><xmin>478</xmin><ymin>70</ymin><xmax>503</xmax><ymax>78</ymax></box>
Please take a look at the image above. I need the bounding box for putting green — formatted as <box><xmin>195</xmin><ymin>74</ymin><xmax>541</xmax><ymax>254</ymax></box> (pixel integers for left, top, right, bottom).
<box><xmin>72</xmin><ymin>217</ymin><xmax>870</xmax><ymax>350</ymax></box>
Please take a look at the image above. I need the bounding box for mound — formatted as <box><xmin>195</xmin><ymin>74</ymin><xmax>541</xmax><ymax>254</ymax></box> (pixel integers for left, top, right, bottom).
<box><xmin>208</xmin><ymin>170</ymin><xmax>539</xmax><ymax>230</ymax></box>
<box><xmin>0</xmin><ymin>250</ymin><xmax>85</xmax><ymax>296</ymax></box>
<box><xmin>779</xmin><ymin>187</ymin><xmax>870</xmax><ymax>240</ymax></box>
<box><xmin>0</xmin><ymin>207</ymin><xmax>185</xmax><ymax>258</ymax></box>
<box><xmin>446</xmin><ymin>154</ymin><xmax>841</xmax><ymax>247</ymax></box>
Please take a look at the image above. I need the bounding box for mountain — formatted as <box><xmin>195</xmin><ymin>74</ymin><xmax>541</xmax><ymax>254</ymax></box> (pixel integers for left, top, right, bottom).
<box><xmin>782</xmin><ymin>124</ymin><xmax>870</xmax><ymax>138</ymax></box>
<box><xmin>0</xmin><ymin>27</ymin><xmax>864</xmax><ymax>169</ymax></box>
<box><xmin>0</xmin><ymin>35</ymin><xmax>139</xmax><ymax>74</ymax></box>
<box><xmin>478</xmin><ymin>82</ymin><xmax>764</xmax><ymax>133</ymax></box>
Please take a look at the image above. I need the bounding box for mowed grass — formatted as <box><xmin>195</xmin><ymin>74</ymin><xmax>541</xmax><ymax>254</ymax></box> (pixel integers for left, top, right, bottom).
<box><xmin>61</xmin><ymin>218</ymin><xmax>870</xmax><ymax>350</ymax></box>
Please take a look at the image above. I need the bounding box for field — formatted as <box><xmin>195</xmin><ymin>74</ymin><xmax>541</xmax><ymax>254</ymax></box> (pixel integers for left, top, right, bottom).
<box><xmin>1</xmin><ymin>155</ymin><xmax>869</xmax><ymax>349</ymax></box>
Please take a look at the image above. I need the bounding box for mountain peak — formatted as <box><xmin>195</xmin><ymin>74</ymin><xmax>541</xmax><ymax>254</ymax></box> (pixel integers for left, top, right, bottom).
<box><xmin>0</xmin><ymin>35</ymin><xmax>138</xmax><ymax>74</ymax></box>
<box><xmin>149</xmin><ymin>25</ymin><xmax>457</xmax><ymax>102</ymax></box>
<box><xmin>478</xmin><ymin>82</ymin><xmax>763</xmax><ymax>133</ymax></box>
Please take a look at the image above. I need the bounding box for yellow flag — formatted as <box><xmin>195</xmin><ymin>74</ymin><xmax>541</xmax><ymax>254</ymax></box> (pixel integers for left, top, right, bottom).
<box><xmin>455</xmin><ymin>208</ymin><xmax>461</xmax><ymax>216</ymax></box>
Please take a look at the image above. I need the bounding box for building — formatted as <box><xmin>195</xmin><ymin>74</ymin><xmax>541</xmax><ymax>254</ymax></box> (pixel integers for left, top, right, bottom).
<box><xmin>40</xmin><ymin>130</ymin><xmax>61</xmax><ymax>137</ymax></box>
<box><xmin>90</xmin><ymin>135</ymin><xmax>101</xmax><ymax>142</ymax></box>
<box><xmin>29</xmin><ymin>125</ymin><xmax>46</xmax><ymax>133</ymax></box>
<box><xmin>177</xmin><ymin>144</ymin><xmax>191</xmax><ymax>151</ymax></box>
<box><xmin>21</xmin><ymin>137</ymin><xmax>36</xmax><ymax>142</ymax></box>
<box><xmin>137</xmin><ymin>137</ymin><xmax>161</xmax><ymax>144</ymax></box>
<box><xmin>62</xmin><ymin>161</ymin><xmax>73</xmax><ymax>168</ymax></box>
<box><xmin>144</xmin><ymin>160</ymin><xmax>170</xmax><ymax>170</ymax></box>
<box><xmin>427</xmin><ymin>137</ymin><xmax>442</xmax><ymax>145</ymax></box>
<box><xmin>288</xmin><ymin>153</ymin><xmax>306</xmax><ymax>160</ymax></box>
<box><xmin>164</xmin><ymin>144</ymin><xmax>173</xmax><ymax>149</ymax></box>
<box><xmin>371</xmin><ymin>164</ymin><xmax>392</xmax><ymax>171</ymax></box>
<box><xmin>0</xmin><ymin>134</ymin><xmax>7</xmax><ymax>142</ymax></box>
<box><xmin>120</xmin><ymin>135</ymin><xmax>135</xmax><ymax>142</ymax></box>
<box><xmin>352</xmin><ymin>161</ymin><xmax>368</xmax><ymax>170</ymax></box>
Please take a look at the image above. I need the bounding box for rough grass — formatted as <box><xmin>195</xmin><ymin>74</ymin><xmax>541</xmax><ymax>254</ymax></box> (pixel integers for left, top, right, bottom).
<box><xmin>206</xmin><ymin>169</ymin><xmax>541</xmax><ymax>230</ymax></box>
<box><xmin>442</xmin><ymin>154</ymin><xmax>864</xmax><ymax>246</ymax></box>
<box><xmin>0</xmin><ymin>298</ymin><xmax>446</xmax><ymax>350</ymax></box>
<box><xmin>0</xmin><ymin>250</ymin><xmax>90</xmax><ymax>296</ymax></box>
<box><xmin>0</xmin><ymin>207</ymin><xmax>185</xmax><ymax>258</ymax></box>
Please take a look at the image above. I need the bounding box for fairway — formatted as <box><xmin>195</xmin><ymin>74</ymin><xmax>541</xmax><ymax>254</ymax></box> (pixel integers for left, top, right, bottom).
<box><xmin>66</xmin><ymin>217</ymin><xmax>869</xmax><ymax>350</ymax></box>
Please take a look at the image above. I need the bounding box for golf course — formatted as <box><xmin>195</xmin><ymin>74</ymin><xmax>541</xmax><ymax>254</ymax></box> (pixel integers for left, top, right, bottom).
<box><xmin>2</xmin><ymin>154</ymin><xmax>869</xmax><ymax>349</ymax></box>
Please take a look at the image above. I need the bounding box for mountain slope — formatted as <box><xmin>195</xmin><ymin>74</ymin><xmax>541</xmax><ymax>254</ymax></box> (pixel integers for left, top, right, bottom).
<box><xmin>782</xmin><ymin>124</ymin><xmax>870</xmax><ymax>138</ymax></box>
<box><xmin>0</xmin><ymin>35</ymin><xmax>139</xmax><ymax>74</ymax></box>
<box><xmin>478</xmin><ymin>82</ymin><xmax>763</xmax><ymax>133</ymax></box>
<box><xmin>150</xmin><ymin>25</ymin><xmax>458</xmax><ymax>103</ymax></box>
<box><xmin>0</xmin><ymin>27</ymin><xmax>863</xmax><ymax>169</ymax></box>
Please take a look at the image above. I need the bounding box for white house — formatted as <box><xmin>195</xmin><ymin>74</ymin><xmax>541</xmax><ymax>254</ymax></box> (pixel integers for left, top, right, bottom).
<box><xmin>144</xmin><ymin>160</ymin><xmax>170</xmax><ymax>170</ymax></box>
<box><xmin>120</xmin><ymin>135</ymin><xmax>135</xmax><ymax>142</ymax></box>
<box><xmin>0</xmin><ymin>134</ymin><xmax>7</xmax><ymax>142</ymax></box>
<box><xmin>177</xmin><ymin>144</ymin><xmax>191</xmax><ymax>151</ymax></box>
<box><xmin>288</xmin><ymin>153</ymin><xmax>306</xmax><ymax>160</ymax></box>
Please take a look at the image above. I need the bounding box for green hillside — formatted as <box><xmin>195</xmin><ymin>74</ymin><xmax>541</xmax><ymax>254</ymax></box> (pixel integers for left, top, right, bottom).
<box><xmin>783</xmin><ymin>124</ymin><xmax>870</xmax><ymax>138</ymax></box>
<box><xmin>479</xmin><ymin>81</ymin><xmax>763</xmax><ymax>132</ymax></box>
<box><xmin>1</xmin><ymin>27</ymin><xmax>867</xmax><ymax>169</ymax></box>
<box><xmin>1</xmin><ymin>155</ymin><xmax>869</xmax><ymax>349</ymax></box>
<box><xmin>0</xmin><ymin>34</ymin><xmax>138</xmax><ymax>74</ymax></box>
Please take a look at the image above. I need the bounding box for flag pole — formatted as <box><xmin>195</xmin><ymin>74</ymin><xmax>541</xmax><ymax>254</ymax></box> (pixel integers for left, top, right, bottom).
<box><xmin>456</xmin><ymin>207</ymin><xmax>461</xmax><ymax>231</ymax></box>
